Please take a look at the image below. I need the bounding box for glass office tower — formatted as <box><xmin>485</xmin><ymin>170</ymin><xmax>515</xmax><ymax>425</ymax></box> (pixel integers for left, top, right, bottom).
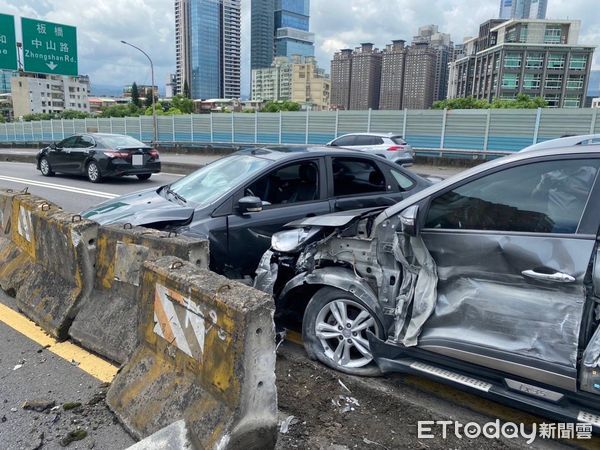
<box><xmin>177</xmin><ymin>0</ymin><xmax>241</xmax><ymax>99</ymax></box>
<box><xmin>251</xmin><ymin>0</ymin><xmax>314</xmax><ymax>71</ymax></box>
<box><xmin>274</xmin><ymin>0</ymin><xmax>314</xmax><ymax>59</ymax></box>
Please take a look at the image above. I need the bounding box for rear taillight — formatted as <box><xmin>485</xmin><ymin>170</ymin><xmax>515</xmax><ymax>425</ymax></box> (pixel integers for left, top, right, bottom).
<box><xmin>103</xmin><ymin>151</ymin><xmax>128</xmax><ymax>158</ymax></box>
<box><xmin>149</xmin><ymin>149</ymin><xmax>160</xmax><ymax>158</ymax></box>
<box><xmin>387</xmin><ymin>145</ymin><xmax>405</xmax><ymax>151</ymax></box>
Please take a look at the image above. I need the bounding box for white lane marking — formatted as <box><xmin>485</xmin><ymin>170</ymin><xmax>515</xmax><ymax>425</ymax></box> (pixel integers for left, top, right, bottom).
<box><xmin>0</xmin><ymin>175</ymin><xmax>118</xmax><ymax>199</ymax></box>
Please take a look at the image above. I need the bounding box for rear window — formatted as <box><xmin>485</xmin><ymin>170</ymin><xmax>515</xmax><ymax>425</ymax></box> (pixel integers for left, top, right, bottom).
<box><xmin>391</xmin><ymin>136</ymin><xmax>407</xmax><ymax>145</ymax></box>
<box><xmin>97</xmin><ymin>135</ymin><xmax>146</xmax><ymax>148</ymax></box>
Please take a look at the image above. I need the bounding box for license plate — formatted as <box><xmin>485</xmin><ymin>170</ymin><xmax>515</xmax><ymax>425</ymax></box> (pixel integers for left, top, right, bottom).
<box><xmin>132</xmin><ymin>154</ymin><xmax>143</xmax><ymax>166</ymax></box>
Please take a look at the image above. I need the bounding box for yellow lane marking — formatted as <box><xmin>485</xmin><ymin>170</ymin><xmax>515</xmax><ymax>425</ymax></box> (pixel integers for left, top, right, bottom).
<box><xmin>0</xmin><ymin>302</ymin><xmax>118</xmax><ymax>383</ymax></box>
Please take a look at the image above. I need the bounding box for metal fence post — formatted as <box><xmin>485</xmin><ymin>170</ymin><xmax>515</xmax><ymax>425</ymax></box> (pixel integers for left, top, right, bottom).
<box><xmin>231</xmin><ymin>112</ymin><xmax>234</xmax><ymax>143</ymax></box>
<box><xmin>190</xmin><ymin>114</ymin><xmax>194</xmax><ymax>142</ymax></box>
<box><xmin>210</xmin><ymin>113</ymin><xmax>214</xmax><ymax>142</ymax></box>
<box><xmin>22</xmin><ymin>122</ymin><xmax>25</xmax><ymax>142</ymax></box>
<box><xmin>110</xmin><ymin>117</ymin><xmax>113</xmax><ymax>134</ymax></box>
<box><xmin>50</xmin><ymin>119</ymin><xmax>54</xmax><ymax>141</ymax></box>
<box><xmin>124</xmin><ymin>117</ymin><xmax>128</xmax><ymax>136</ymax></box>
<box><xmin>254</xmin><ymin>111</ymin><xmax>258</xmax><ymax>144</ymax></box>
<box><xmin>172</xmin><ymin>115</ymin><xmax>176</xmax><ymax>142</ymax></box>
<box><xmin>278</xmin><ymin>111</ymin><xmax>282</xmax><ymax>144</ymax></box>
<box><xmin>402</xmin><ymin>109</ymin><xmax>408</xmax><ymax>139</ymax></box>
<box><xmin>61</xmin><ymin>118</ymin><xmax>65</xmax><ymax>139</ymax></box>
<box><xmin>483</xmin><ymin>109</ymin><xmax>491</xmax><ymax>151</ymax></box>
<box><xmin>532</xmin><ymin>107</ymin><xmax>542</xmax><ymax>144</ymax></box>
<box><xmin>335</xmin><ymin>109</ymin><xmax>339</xmax><ymax>138</ymax></box>
<box><xmin>367</xmin><ymin>108</ymin><xmax>372</xmax><ymax>133</ymax></box>
<box><xmin>305</xmin><ymin>109</ymin><xmax>309</xmax><ymax>144</ymax></box>
<box><xmin>590</xmin><ymin>108</ymin><xmax>598</xmax><ymax>134</ymax></box>
<box><xmin>440</xmin><ymin>108</ymin><xmax>448</xmax><ymax>149</ymax></box>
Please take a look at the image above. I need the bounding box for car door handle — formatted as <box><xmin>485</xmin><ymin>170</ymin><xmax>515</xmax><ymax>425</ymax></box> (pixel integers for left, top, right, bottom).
<box><xmin>522</xmin><ymin>269</ymin><xmax>576</xmax><ymax>283</ymax></box>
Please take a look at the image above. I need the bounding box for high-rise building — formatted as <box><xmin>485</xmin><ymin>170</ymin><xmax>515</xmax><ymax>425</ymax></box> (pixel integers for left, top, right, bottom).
<box><xmin>251</xmin><ymin>0</ymin><xmax>276</xmax><ymax>71</ymax></box>
<box><xmin>412</xmin><ymin>25</ymin><xmax>454</xmax><ymax>102</ymax></box>
<box><xmin>165</xmin><ymin>74</ymin><xmax>177</xmax><ymax>98</ymax></box>
<box><xmin>274</xmin><ymin>0</ymin><xmax>314</xmax><ymax>59</ymax></box>
<box><xmin>174</xmin><ymin>0</ymin><xmax>190</xmax><ymax>96</ymax></box>
<box><xmin>349</xmin><ymin>43</ymin><xmax>382</xmax><ymax>110</ymax></box>
<box><xmin>330</xmin><ymin>49</ymin><xmax>353</xmax><ymax>110</ymax></box>
<box><xmin>0</xmin><ymin>70</ymin><xmax>16</xmax><ymax>95</ymax></box>
<box><xmin>448</xmin><ymin>19</ymin><xmax>594</xmax><ymax>108</ymax></box>
<box><xmin>251</xmin><ymin>55</ymin><xmax>330</xmax><ymax>110</ymax></box>
<box><xmin>174</xmin><ymin>0</ymin><xmax>241</xmax><ymax>100</ymax></box>
<box><xmin>11</xmin><ymin>74</ymin><xmax>90</xmax><ymax>117</ymax></box>
<box><xmin>499</xmin><ymin>0</ymin><xmax>547</xmax><ymax>19</ymax></box>
<box><xmin>251</xmin><ymin>0</ymin><xmax>314</xmax><ymax>71</ymax></box>
<box><xmin>379</xmin><ymin>40</ymin><xmax>407</xmax><ymax>110</ymax></box>
<box><xmin>403</xmin><ymin>43</ymin><xmax>437</xmax><ymax>110</ymax></box>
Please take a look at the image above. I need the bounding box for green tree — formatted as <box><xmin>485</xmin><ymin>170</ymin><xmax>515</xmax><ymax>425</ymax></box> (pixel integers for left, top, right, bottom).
<box><xmin>433</xmin><ymin>96</ymin><xmax>490</xmax><ymax>109</ymax></box>
<box><xmin>59</xmin><ymin>110</ymin><xmax>92</xmax><ymax>120</ymax></box>
<box><xmin>260</xmin><ymin>100</ymin><xmax>302</xmax><ymax>112</ymax></box>
<box><xmin>183</xmin><ymin>80</ymin><xmax>190</xmax><ymax>99</ymax></box>
<box><xmin>131</xmin><ymin>82</ymin><xmax>141</xmax><ymax>108</ymax></box>
<box><xmin>0</xmin><ymin>115</ymin><xmax>5</xmax><ymax>123</ymax></box>
<box><xmin>433</xmin><ymin>94</ymin><xmax>548</xmax><ymax>110</ymax></box>
<box><xmin>99</xmin><ymin>103</ymin><xmax>142</xmax><ymax>118</ymax></box>
<box><xmin>144</xmin><ymin>91</ymin><xmax>154</xmax><ymax>108</ymax></box>
<box><xmin>171</xmin><ymin>95</ymin><xmax>194</xmax><ymax>114</ymax></box>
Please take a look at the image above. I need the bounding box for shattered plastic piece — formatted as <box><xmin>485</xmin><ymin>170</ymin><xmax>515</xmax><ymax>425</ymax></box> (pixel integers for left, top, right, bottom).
<box><xmin>279</xmin><ymin>415</ymin><xmax>295</xmax><ymax>434</ymax></box>
<box><xmin>22</xmin><ymin>399</ymin><xmax>56</xmax><ymax>412</ymax></box>
<box><xmin>13</xmin><ymin>364</ymin><xmax>22</xmax><ymax>371</ymax></box>
<box><xmin>363</xmin><ymin>437</ymin><xmax>387</xmax><ymax>449</ymax></box>
<box><xmin>338</xmin><ymin>379</ymin><xmax>351</xmax><ymax>393</ymax></box>
<box><xmin>253</xmin><ymin>250</ymin><xmax>278</xmax><ymax>295</ymax></box>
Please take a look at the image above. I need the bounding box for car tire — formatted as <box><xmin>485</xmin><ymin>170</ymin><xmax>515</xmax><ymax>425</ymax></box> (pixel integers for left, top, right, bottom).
<box><xmin>302</xmin><ymin>287</ymin><xmax>384</xmax><ymax>376</ymax></box>
<box><xmin>39</xmin><ymin>157</ymin><xmax>54</xmax><ymax>177</ymax></box>
<box><xmin>86</xmin><ymin>161</ymin><xmax>102</xmax><ymax>183</ymax></box>
<box><xmin>136</xmin><ymin>174</ymin><xmax>152</xmax><ymax>181</ymax></box>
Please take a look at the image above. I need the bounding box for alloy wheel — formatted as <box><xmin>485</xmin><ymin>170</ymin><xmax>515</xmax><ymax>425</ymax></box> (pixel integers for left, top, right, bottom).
<box><xmin>315</xmin><ymin>299</ymin><xmax>379</xmax><ymax>369</ymax></box>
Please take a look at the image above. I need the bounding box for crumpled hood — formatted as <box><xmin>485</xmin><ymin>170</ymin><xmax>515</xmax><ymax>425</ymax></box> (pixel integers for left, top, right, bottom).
<box><xmin>82</xmin><ymin>187</ymin><xmax>194</xmax><ymax>226</ymax></box>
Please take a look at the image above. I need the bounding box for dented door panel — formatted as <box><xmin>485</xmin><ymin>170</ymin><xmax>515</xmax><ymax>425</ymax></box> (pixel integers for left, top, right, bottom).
<box><xmin>416</xmin><ymin>231</ymin><xmax>594</xmax><ymax>389</ymax></box>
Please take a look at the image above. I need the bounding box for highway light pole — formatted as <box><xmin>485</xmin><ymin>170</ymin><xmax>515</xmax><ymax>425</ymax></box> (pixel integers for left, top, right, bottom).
<box><xmin>121</xmin><ymin>40</ymin><xmax>158</xmax><ymax>144</ymax></box>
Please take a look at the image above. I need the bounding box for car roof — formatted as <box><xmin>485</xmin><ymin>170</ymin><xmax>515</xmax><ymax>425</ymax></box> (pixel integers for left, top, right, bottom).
<box><xmin>377</xmin><ymin>143</ymin><xmax>600</xmax><ymax>224</ymax></box>
<box><xmin>337</xmin><ymin>132</ymin><xmax>398</xmax><ymax>138</ymax></box>
<box><xmin>234</xmin><ymin>145</ymin><xmax>391</xmax><ymax>161</ymax></box>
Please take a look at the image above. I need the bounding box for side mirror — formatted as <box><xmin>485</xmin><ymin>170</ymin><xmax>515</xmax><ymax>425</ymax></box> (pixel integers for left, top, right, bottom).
<box><xmin>238</xmin><ymin>196</ymin><xmax>263</xmax><ymax>215</ymax></box>
<box><xmin>400</xmin><ymin>205</ymin><xmax>419</xmax><ymax>237</ymax></box>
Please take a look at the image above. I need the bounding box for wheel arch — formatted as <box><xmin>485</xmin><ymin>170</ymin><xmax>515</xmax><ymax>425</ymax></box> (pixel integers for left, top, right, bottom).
<box><xmin>279</xmin><ymin>267</ymin><xmax>387</xmax><ymax>337</ymax></box>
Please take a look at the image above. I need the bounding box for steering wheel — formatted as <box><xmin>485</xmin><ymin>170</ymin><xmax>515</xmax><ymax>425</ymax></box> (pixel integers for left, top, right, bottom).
<box><xmin>245</xmin><ymin>188</ymin><xmax>256</xmax><ymax>197</ymax></box>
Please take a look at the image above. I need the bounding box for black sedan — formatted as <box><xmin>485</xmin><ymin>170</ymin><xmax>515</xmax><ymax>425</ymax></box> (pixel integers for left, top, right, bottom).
<box><xmin>36</xmin><ymin>133</ymin><xmax>161</xmax><ymax>183</ymax></box>
<box><xmin>82</xmin><ymin>146</ymin><xmax>431</xmax><ymax>277</ymax></box>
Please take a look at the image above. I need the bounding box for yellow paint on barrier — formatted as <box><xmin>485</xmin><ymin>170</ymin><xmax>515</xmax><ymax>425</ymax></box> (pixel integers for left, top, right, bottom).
<box><xmin>0</xmin><ymin>302</ymin><xmax>117</xmax><ymax>383</ymax></box>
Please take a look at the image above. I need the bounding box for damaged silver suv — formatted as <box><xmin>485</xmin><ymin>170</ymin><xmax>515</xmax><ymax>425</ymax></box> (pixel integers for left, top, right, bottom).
<box><xmin>256</xmin><ymin>144</ymin><xmax>600</xmax><ymax>427</ymax></box>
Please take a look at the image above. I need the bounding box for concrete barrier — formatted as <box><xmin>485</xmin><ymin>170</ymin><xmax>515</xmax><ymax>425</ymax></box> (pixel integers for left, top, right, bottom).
<box><xmin>69</xmin><ymin>225</ymin><xmax>209</xmax><ymax>364</ymax></box>
<box><xmin>0</xmin><ymin>190</ymin><xmax>98</xmax><ymax>339</ymax></box>
<box><xmin>107</xmin><ymin>256</ymin><xmax>277</xmax><ymax>449</ymax></box>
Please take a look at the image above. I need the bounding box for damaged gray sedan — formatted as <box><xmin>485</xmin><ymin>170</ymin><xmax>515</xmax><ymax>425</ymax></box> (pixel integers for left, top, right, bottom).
<box><xmin>256</xmin><ymin>144</ymin><xmax>600</xmax><ymax>427</ymax></box>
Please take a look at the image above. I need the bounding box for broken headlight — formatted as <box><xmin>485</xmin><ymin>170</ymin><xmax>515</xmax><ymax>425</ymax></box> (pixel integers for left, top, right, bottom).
<box><xmin>271</xmin><ymin>227</ymin><xmax>322</xmax><ymax>253</ymax></box>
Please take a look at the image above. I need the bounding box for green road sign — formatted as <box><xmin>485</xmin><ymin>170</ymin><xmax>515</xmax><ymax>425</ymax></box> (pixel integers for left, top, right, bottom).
<box><xmin>22</xmin><ymin>17</ymin><xmax>78</xmax><ymax>76</ymax></box>
<box><xmin>0</xmin><ymin>14</ymin><xmax>18</xmax><ymax>71</ymax></box>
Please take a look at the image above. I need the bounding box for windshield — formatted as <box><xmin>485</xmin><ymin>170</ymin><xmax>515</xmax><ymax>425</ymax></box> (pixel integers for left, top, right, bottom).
<box><xmin>391</xmin><ymin>136</ymin><xmax>407</xmax><ymax>145</ymax></box>
<box><xmin>97</xmin><ymin>135</ymin><xmax>146</xmax><ymax>148</ymax></box>
<box><xmin>167</xmin><ymin>154</ymin><xmax>271</xmax><ymax>206</ymax></box>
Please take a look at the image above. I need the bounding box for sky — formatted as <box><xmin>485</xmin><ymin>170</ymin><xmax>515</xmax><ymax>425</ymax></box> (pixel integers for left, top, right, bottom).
<box><xmin>0</xmin><ymin>0</ymin><xmax>598</xmax><ymax>96</ymax></box>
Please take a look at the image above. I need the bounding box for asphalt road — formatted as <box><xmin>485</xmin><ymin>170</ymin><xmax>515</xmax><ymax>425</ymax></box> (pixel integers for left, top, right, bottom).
<box><xmin>0</xmin><ymin>160</ymin><xmax>182</xmax><ymax>213</ymax></box>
